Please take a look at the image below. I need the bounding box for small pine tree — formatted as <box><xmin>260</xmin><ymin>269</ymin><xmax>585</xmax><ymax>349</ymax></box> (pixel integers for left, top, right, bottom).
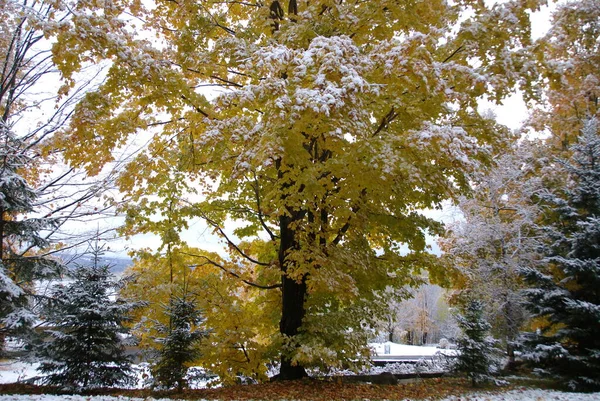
<box><xmin>37</xmin><ymin>246</ymin><xmax>136</xmax><ymax>389</ymax></box>
<box><xmin>522</xmin><ymin>118</ymin><xmax>600</xmax><ymax>391</ymax></box>
<box><xmin>152</xmin><ymin>293</ymin><xmax>207</xmax><ymax>390</ymax></box>
<box><xmin>454</xmin><ymin>299</ymin><xmax>498</xmax><ymax>386</ymax></box>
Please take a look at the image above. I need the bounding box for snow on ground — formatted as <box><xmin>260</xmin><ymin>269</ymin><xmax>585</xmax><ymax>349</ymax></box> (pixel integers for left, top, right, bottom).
<box><xmin>0</xmin><ymin>361</ymin><xmax>213</xmax><ymax>389</ymax></box>
<box><xmin>370</xmin><ymin>341</ymin><xmax>452</xmax><ymax>356</ymax></box>
<box><xmin>0</xmin><ymin>397</ymin><xmax>148</xmax><ymax>401</ymax></box>
<box><xmin>0</xmin><ymin>389</ymin><xmax>599</xmax><ymax>401</ymax></box>
<box><xmin>1</xmin><ymin>355</ymin><xmax>599</xmax><ymax>400</ymax></box>
<box><xmin>2</xmin><ymin>344</ymin><xmax>598</xmax><ymax>400</ymax></box>
<box><xmin>0</xmin><ymin>343</ymin><xmax>448</xmax><ymax>386</ymax></box>
<box><xmin>439</xmin><ymin>389</ymin><xmax>600</xmax><ymax>400</ymax></box>
<box><xmin>0</xmin><ymin>361</ymin><xmax>39</xmax><ymax>385</ymax></box>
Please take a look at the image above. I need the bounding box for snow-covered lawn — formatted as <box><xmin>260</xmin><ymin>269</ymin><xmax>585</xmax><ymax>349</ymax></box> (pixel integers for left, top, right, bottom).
<box><xmin>0</xmin><ymin>342</ymin><xmax>447</xmax><ymax>386</ymax></box>
<box><xmin>370</xmin><ymin>341</ymin><xmax>456</xmax><ymax>357</ymax></box>
<box><xmin>1</xmin><ymin>358</ymin><xmax>600</xmax><ymax>401</ymax></box>
<box><xmin>0</xmin><ymin>360</ymin><xmax>40</xmax><ymax>385</ymax></box>
<box><xmin>0</xmin><ymin>389</ymin><xmax>599</xmax><ymax>401</ymax></box>
<box><xmin>439</xmin><ymin>390</ymin><xmax>600</xmax><ymax>400</ymax></box>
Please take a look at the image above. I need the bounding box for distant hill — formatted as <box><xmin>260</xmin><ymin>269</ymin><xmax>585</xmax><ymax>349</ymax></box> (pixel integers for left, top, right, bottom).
<box><xmin>60</xmin><ymin>253</ymin><xmax>133</xmax><ymax>274</ymax></box>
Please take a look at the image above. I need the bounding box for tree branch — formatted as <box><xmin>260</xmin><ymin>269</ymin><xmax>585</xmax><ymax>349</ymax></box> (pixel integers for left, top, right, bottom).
<box><xmin>180</xmin><ymin>95</ymin><xmax>210</xmax><ymax>118</ymax></box>
<box><xmin>372</xmin><ymin>107</ymin><xmax>398</xmax><ymax>137</ymax></box>
<box><xmin>183</xmin><ymin>252</ymin><xmax>281</xmax><ymax>290</ymax></box>
<box><xmin>332</xmin><ymin>189</ymin><xmax>366</xmax><ymax>245</ymax></box>
<box><xmin>201</xmin><ymin>213</ymin><xmax>271</xmax><ymax>266</ymax></box>
<box><xmin>442</xmin><ymin>45</ymin><xmax>464</xmax><ymax>63</ymax></box>
<box><xmin>251</xmin><ymin>171</ymin><xmax>278</xmax><ymax>241</ymax></box>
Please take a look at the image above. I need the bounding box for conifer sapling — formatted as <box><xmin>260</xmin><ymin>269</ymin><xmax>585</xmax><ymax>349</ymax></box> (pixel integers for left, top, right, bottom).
<box><xmin>152</xmin><ymin>292</ymin><xmax>207</xmax><ymax>390</ymax></box>
<box><xmin>37</xmin><ymin>244</ymin><xmax>136</xmax><ymax>389</ymax></box>
<box><xmin>454</xmin><ymin>299</ymin><xmax>499</xmax><ymax>386</ymax></box>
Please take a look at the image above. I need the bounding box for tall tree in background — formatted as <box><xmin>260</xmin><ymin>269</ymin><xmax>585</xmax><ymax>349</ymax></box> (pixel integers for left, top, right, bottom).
<box><xmin>375</xmin><ymin>286</ymin><xmax>409</xmax><ymax>343</ymax></box>
<box><xmin>522</xmin><ymin>118</ymin><xmax>600</xmax><ymax>392</ymax></box>
<box><xmin>376</xmin><ymin>283</ymin><xmax>453</xmax><ymax>345</ymax></box>
<box><xmin>441</xmin><ymin>144</ymin><xmax>541</xmax><ymax>367</ymax></box>
<box><xmin>52</xmin><ymin>0</ymin><xmax>542</xmax><ymax>379</ymax></box>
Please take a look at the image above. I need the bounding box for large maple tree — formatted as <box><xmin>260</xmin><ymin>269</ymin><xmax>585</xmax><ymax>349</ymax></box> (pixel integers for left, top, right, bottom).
<box><xmin>51</xmin><ymin>0</ymin><xmax>540</xmax><ymax>379</ymax></box>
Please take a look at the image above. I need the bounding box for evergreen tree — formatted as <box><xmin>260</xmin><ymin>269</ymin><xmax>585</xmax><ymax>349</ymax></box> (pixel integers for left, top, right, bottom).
<box><xmin>0</xmin><ymin>123</ymin><xmax>61</xmax><ymax>346</ymax></box>
<box><xmin>454</xmin><ymin>299</ymin><xmax>498</xmax><ymax>386</ymax></box>
<box><xmin>522</xmin><ymin>118</ymin><xmax>600</xmax><ymax>391</ymax></box>
<box><xmin>37</xmin><ymin>246</ymin><xmax>136</xmax><ymax>389</ymax></box>
<box><xmin>152</xmin><ymin>293</ymin><xmax>207</xmax><ymax>390</ymax></box>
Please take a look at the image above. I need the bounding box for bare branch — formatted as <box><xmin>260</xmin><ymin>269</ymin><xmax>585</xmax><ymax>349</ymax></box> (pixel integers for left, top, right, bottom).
<box><xmin>442</xmin><ymin>45</ymin><xmax>464</xmax><ymax>63</ymax></box>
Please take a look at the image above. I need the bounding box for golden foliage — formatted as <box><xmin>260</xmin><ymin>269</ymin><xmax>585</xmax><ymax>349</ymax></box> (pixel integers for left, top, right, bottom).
<box><xmin>122</xmin><ymin>245</ymin><xmax>280</xmax><ymax>384</ymax></box>
<box><xmin>53</xmin><ymin>0</ymin><xmax>543</xmax><ymax>376</ymax></box>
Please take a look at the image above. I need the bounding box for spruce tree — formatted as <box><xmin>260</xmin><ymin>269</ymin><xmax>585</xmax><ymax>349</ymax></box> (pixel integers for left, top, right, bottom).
<box><xmin>522</xmin><ymin>118</ymin><xmax>600</xmax><ymax>391</ymax></box>
<box><xmin>0</xmin><ymin>123</ymin><xmax>61</xmax><ymax>347</ymax></box>
<box><xmin>454</xmin><ymin>299</ymin><xmax>498</xmax><ymax>386</ymax></box>
<box><xmin>37</xmin><ymin>245</ymin><xmax>136</xmax><ymax>389</ymax></box>
<box><xmin>152</xmin><ymin>293</ymin><xmax>207</xmax><ymax>390</ymax></box>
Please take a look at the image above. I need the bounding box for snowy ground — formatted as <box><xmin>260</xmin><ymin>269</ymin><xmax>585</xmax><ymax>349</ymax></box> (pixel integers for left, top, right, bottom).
<box><xmin>0</xmin><ymin>360</ymin><xmax>39</xmax><ymax>385</ymax></box>
<box><xmin>0</xmin><ymin>342</ymin><xmax>450</xmax><ymax>386</ymax></box>
<box><xmin>2</xmin><ymin>343</ymin><xmax>599</xmax><ymax>400</ymax></box>
<box><xmin>370</xmin><ymin>341</ymin><xmax>454</xmax><ymax>357</ymax></box>
<box><xmin>0</xmin><ymin>389</ymin><xmax>599</xmax><ymax>401</ymax></box>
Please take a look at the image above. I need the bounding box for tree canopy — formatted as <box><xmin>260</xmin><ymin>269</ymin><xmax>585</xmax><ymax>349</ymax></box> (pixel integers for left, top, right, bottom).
<box><xmin>528</xmin><ymin>0</ymin><xmax>600</xmax><ymax>150</ymax></box>
<box><xmin>50</xmin><ymin>0</ymin><xmax>544</xmax><ymax>379</ymax></box>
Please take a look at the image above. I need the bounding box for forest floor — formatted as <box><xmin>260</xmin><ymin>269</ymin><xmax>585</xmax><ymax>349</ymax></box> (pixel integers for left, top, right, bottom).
<box><xmin>0</xmin><ymin>377</ymin><xmax>598</xmax><ymax>401</ymax></box>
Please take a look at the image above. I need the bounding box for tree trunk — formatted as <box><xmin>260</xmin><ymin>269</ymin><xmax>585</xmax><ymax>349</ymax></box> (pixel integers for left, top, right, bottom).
<box><xmin>507</xmin><ymin>342</ymin><xmax>515</xmax><ymax>366</ymax></box>
<box><xmin>277</xmin><ymin>212</ymin><xmax>308</xmax><ymax>380</ymax></box>
<box><xmin>279</xmin><ymin>272</ymin><xmax>308</xmax><ymax>380</ymax></box>
<box><xmin>503</xmin><ymin>296</ymin><xmax>519</xmax><ymax>368</ymax></box>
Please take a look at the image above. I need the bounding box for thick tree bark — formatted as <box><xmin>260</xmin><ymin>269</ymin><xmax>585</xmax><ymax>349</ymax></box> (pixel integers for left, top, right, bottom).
<box><xmin>279</xmin><ymin>273</ymin><xmax>308</xmax><ymax>380</ymax></box>
<box><xmin>277</xmin><ymin>212</ymin><xmax>308</xmax><ymax>380</ymax></box>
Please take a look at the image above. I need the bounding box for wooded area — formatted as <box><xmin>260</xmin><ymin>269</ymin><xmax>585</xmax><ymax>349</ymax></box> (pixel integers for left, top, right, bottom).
<box><xmin>0</xmin><ymin>0</ymin><xmax>599</xmax><ymax>392</ymax></box>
